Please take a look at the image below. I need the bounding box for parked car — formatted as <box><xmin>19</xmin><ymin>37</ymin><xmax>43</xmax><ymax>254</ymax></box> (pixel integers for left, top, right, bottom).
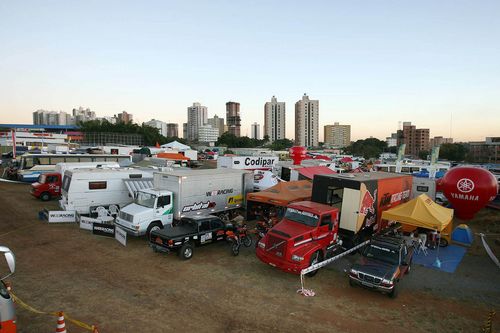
<box><xmin>348</xmin><ymin>235</ymin><xmax>413</xmax><ymax>298</ymax></box>
<box><xmin>150</xmin><ymin>215</ymin><xmax>236</xmax><ymax>259</ymax></box>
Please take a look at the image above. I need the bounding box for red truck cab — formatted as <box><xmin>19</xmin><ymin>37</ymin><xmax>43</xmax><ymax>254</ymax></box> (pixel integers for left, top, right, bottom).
<box><xmin>256</xmin><ymin>201</ymin><xmax>340</xmax><ymax>274</ymax></box>
<box><xmin>30</xmin><ymin>173</ymin><xmax>62</xmax><ymax>201</ymax></box>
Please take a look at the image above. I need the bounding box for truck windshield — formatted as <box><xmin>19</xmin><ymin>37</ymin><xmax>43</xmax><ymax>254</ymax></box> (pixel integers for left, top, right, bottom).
<box><xmin>363</xmin><ymin>244</ymin><xmax>399</xmax><ymax>265</ymax></box>
<box><xmin>135</xmin><ymin>192</ymin><xmax>156</xmax><ymax>208</ymax></box>
<box><xmin>284</xmin><ymin>208</ymin><xmax>319</xmax><ymax>227</ymax></box>
<box><xmin>38</xmin><ymin>174</ymin><xmax>47</xmax><ymax>184</ymax></box>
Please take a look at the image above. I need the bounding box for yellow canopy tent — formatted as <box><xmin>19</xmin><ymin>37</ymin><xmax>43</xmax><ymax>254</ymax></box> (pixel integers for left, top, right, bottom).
<box><xmin>381</xmin><ymin>194</ymin><xmax>453</xmax><ymax>239</ymax></box>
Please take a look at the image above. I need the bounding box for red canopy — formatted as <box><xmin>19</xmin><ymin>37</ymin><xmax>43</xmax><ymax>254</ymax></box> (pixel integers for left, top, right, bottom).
<box><xmin>340</xmin><ymin>157</ymin><xmax>354</xmax><ymax>163</ymax></box>
<box><xmin>156</xmin><ymin>152</ymin><xmax>190</xmax><ymax>161</ymax></box>
<box><xmin>297</xmin><ymin>166</ymin><xmax>336</xmax><ymax>179</ymax></box>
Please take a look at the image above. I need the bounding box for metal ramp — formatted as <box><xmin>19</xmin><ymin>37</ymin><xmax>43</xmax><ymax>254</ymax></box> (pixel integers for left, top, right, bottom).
<box><xmin>123</xmin><ymin>178</ymin><xmax>154</xmax><ymax>197</ymax></box>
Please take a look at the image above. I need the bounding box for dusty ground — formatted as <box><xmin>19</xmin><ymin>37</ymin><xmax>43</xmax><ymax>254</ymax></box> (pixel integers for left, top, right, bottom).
<box><xmin>0</xmin><ymin>180</ymin><xmax>499</xmax><ymax>332</ymax></box>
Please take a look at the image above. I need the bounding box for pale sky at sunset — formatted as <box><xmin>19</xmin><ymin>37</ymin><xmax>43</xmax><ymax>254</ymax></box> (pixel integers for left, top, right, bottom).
<box><xmin>0</xmin><ymin>0</ymin><xmax>499</xmax><ymax>142</ymax></box>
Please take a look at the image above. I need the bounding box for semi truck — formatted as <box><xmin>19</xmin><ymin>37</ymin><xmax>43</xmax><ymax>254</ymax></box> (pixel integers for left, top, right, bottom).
<box><xmin>115</xmin><ymin>169</ymin><xmax>254</xmax><ymax>238</ymax></box>
<box><xmin>256</xmin><ymin>172</ymin><xmax>413</xmax><ymax>275</ymax></box>
<box><xmin>59</xmin><ymin>168</ymin><xmax>154</xmax><ymax>215</ymax></box>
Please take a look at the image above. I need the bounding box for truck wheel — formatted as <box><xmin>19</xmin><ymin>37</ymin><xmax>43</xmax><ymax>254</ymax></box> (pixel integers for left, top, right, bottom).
<box><xmin>147</xmin><ymin>221</ymin><xmax>163</xmax><ymax>240</ymax></box>
<box><xmin>349</xmin><ymin>278</ymin><xmax>356</xmax><ymax>287</ymax></box>
<box><xmin>306</xmin><ymin>251</ymin><xmax>322</xmax><ymax>277</ymax></box>
<box><xmin>179</xmin><ymin>243</ymin><xmax>194</xmax><ymax>260</ymax></box>
<box><xmin>40</xmin><ymin>192</ymin><xmax>51</xmax><ymax>201</ymax></box>
<box><xmin>388</xmin><ymin>285</ymin><xmax>399</xmax><ymax>298</ymax></box>
<box><xmin>242</xmin><ymin>235</ymin><xmax>252</xmax><ymax>247</ymax></box>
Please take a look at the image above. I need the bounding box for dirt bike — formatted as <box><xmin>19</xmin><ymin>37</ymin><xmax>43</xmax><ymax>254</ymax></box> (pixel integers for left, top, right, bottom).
<box><xmin>255</xmin><ymin>217</ymin><xmax>276</xmax><ymax>241</ymax></box>
<box><xmin>226</xmin><ymin>224</ymin><xmax>252</xmax><ymax>256</ymax></box>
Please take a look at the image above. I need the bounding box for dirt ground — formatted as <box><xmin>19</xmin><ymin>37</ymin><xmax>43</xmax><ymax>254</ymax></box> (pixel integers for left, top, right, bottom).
<box><xmin>0</xmin><ymin>180</ymin><xmax>499</xmax><ymax>333</ymax></box>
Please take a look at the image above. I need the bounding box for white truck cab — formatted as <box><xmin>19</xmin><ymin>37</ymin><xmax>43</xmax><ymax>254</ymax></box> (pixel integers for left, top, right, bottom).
<box><xmin>115</xmin><ymin>189</ymin><xmax>174</xmax><ymax>237</ymax></box>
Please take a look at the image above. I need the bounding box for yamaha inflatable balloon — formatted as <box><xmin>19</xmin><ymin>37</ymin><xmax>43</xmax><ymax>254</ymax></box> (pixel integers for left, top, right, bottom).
<box><xmin>441</xmin><ymin>167</ymin><xmax>498</xmax><ymax>220</ymax></box>
<box><xmin>289</xmin><ymin>146</ymin><xmax>307</xmax><ymax>165</ymax></box>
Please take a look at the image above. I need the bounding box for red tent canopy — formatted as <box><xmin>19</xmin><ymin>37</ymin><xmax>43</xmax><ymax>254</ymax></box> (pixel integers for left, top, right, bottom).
<box><xmin>297</xmin><ymin>166</ymin><xmax>336</xmax><ymax>179</ymax></box>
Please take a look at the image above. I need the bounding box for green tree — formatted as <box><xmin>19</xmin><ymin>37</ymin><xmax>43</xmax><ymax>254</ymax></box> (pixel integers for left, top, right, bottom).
<box><xmin>345</xmin><ymin>138</ymin><xmax>387</xmax><ymax>159</ymax></box>
<box><xmin>439</xmin><ymin>143</ymin><xmax>467</xmax><ymax>162</ymax></box>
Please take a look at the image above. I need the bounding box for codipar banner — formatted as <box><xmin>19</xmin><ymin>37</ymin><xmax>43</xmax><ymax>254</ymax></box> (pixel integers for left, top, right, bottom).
<box><xmin>46</xmin><ymin>210</ymin><xmax>76</xmax><ymax>223</ymax></box>
<box><xmin>115</xmin><ymin>226</ymin><xmax>127</xmax><ymax>246</ymax></box>
<box><xmin>92</xmin><ymin>223</ymin><xmax>115</xmax><ymax>238</ymax></box>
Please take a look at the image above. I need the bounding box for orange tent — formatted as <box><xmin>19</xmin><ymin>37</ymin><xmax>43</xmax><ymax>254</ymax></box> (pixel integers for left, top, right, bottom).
<box><xmin>156</xmin><ymin>152</ymin><xmax>190</xmax><ymax>161</ymax></box>
<box><xmin>247</xmin><ymin>180</ymin><xmax>312</xmax><ymax>206</ymax></box>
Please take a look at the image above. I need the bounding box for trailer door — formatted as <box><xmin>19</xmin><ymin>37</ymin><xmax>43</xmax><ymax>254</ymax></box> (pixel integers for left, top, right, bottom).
<box><xmin>340</xmin><ymin>188</ymin><xmax>360</xmax><ymax>233</ymax></box>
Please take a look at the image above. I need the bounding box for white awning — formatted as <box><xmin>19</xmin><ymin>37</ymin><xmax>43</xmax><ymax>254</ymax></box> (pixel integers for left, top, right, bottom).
<box><xmin>123</xmin><ymin>178</ymin><xmax>154</xmax><ymax>197</ymax></box>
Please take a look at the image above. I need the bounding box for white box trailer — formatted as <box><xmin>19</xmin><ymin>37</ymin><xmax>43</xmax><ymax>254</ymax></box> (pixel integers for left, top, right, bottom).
<box><xmin>59</xmin><ymin>168</ymin><xmax>153</xmax><ymax>215</ymax></box>
<box><xmin>55</xmin><ymin>161</ymin><xmax>120</xmax><ymax>176</ymax></box>
<box><xmin>115</xmin><ymin>169</ymin><xmax>254</xmax><ymax>237</ymax></box>
<box><xmin>217</xmin><ymin>156</ymin><xmax>278</xmax><ymax>170</ymax></box>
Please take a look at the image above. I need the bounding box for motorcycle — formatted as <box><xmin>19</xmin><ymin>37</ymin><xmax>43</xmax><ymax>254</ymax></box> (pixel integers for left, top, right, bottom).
<box><xmin>255</xmin><ymin>217</ymin><xmax>277</xmax><ymax>240</ymax></box>
<box><xmin>226</xmin><ymin>223</ymin><xmax>253</xmax><ymax>256</ymax></box>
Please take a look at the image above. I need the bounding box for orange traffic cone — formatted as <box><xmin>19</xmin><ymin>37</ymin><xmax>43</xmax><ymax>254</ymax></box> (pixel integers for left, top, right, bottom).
<box><xmin>55</xmin><ymin>311</ymin><xmax>67</xmax><ymax>333</ymax></box>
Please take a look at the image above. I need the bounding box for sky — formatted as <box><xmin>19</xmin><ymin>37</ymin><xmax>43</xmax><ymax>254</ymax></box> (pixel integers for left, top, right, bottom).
<box><xmin>0</xmin><ymin>0</ymin><xmax>499</xmax><ymax>142</ymax></box>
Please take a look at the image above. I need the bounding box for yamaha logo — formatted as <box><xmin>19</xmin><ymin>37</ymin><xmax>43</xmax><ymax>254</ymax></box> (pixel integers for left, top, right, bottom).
<box><xmin>457</xmin><ymin>178</ymin><xmax>474</xmax><ymax>193</ymax></box>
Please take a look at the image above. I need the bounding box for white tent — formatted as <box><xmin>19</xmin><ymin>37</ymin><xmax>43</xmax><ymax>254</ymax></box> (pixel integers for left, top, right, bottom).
<box><xmin>160</xmin><ymin>140</ymin><xmax>191</xmax><ymax>151</ymax></box>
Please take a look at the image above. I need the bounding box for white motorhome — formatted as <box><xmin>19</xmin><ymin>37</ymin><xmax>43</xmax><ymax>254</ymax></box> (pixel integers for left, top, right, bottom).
<box><xmin>55</xmin><ymin>161</ymin><xmax>120</xmax><ymax>176</ymax></box>
<box><xmin>115</xmin><ymin>169</ymin><xmax>253</xmax><ymax>237</ymax></box>
<box><xmin>60</xmin><ymin>168</ymin><xmax>153</xmax><ymax>215</ymax></box>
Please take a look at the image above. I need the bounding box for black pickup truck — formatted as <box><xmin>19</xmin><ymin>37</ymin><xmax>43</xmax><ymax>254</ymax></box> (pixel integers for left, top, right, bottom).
<box><xmin>348</xmin><ymin>235</ymin><xmax>413</xmax><ymax>298</ymax></box>
<box><xmin>150</xmin><ymin>215</ymin><xmax>232</xmax><ymax>260</ymax></box>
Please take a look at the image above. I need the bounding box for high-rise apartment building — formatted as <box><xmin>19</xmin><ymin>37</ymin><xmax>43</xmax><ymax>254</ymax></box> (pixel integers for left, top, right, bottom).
<box><xmin>182</xmin><ymin>123</ymin><xmax>187</xmax><ymax>139</ymax></box>
<box><xmin>264</xmin><ymin>96</ymin><xmax>285</xmax><ymax>143</ymax></box>
<box><xmin>324</xmin><ymin>122</ymin><xmax>351</xmax><ymax>148</ymax></box>
<box><xmin>33</xmin><ymin>110</ymin><xmax>72</xmax><ymax>125</ymax></box>
<box><xmin>251</xmin><ymin>122</ymin><xmax>260</xmax><ymax>140</ymax></box>
<box><xmin>294</xmin><ymin>94</ymin><xmax>319</xmax><ymax>147</ymax></box>
<box><xmin>397</xmin><ymin>122</ymin><xmax>430</xmax><ymax>158</ymax></box>
<box><xmin>144</xmin><ymin>119</ymin><xmax>168</xmax><ymax>136</ymax></box>
<box><xmin>386</xmin><ymin>133</ymin><xmax>398</xmax><ymax>147</ymax></box>
<box><xmin>187</xmin><ymin>102</ymin><xmax>208</xmax><ymax>141</ymax></box>
<box><xmin>429</xmin><ymin>136</ymin><xmax>453</xmax><ymax>147</ymax></box>
<box><xmin>116</xmin><ymin>111</ymin><xmax>133</xmax><ymax>124</ymax></box>
<box><xmin>207</xmin><ymin>115</ymin><xmax>225</xmax><ymax>137</ymax></box>
<box><xmin>198</xmin><ymin>125</ymin><xmax>219</xmax><ymax>143</ymax></box>
<box><xmin>72</xmin><ymin>107</ymin><xmax>96</xmax><ymax>123</ymax></box>
<box><xmin>166</xmin><ymin>123</ymin><xmax>178</xmax><ymax>138</ymax></box>
<box><xmin>226</xmin><ymin>102</ymin><xmax>241</xmax><ymax>137</ymax></box>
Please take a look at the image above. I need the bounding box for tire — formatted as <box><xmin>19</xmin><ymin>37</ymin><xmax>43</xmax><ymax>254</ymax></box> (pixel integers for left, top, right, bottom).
<box><xmin>146</xmin><ymin>221</ymin><xmax>163</xmax><ymax>241</ymax></box>
<box><xmin>231</xmin><ymin>241</ymin><xmax>240</xmax><ymax>256</ymax></box>
<box><xmin>179</xmin><ymin>242</ymin><xmax>194</xmax><ymax>260</ymax></box>
<box><xmin>242</xmin><ymin>235</ymin><xmax>252</xmax><ymax>247</ymax></box>
<box><xmin>439</xmin><ymin>238</ymin><xmax>448</xmax><ymax>247</ymax></box>
<box><xmin>349</xmin><ymin>278</ymin><xmax>356</xmax><ymax>287</ymax></box>
<box><xmin>40</xmin><ymin>192</ymin><xmax>51</xmax><ymax>201</ymax></box>
<box><xmin>306</xmin><ymin>251</ymin><xmax>322</xmax><ymax>277</ymax></box>
<box><xmin>388</xmin><ymin>284</ymin><xmax>399</xmax><ymax>298</ymax></box>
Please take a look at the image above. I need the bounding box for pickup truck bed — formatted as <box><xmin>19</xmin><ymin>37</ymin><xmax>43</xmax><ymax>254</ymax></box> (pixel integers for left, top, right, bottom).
<box><xmin>154</xmin><ymin>224</ymin><xmax>197</xmax><ymax>239</ymax></box>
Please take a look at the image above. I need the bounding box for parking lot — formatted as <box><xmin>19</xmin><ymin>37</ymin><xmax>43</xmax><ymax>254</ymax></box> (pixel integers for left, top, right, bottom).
<box><xmin>1</xmin><ymin>180</ymin><xmax>499</xmax><ymax>332</ymax></box>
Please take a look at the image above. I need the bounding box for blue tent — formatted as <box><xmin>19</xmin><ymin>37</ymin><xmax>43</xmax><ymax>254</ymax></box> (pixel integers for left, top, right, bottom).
<box><xmin>452</xmin><ymin>224</ymin><xmax>474</xmax><ymax>246</ymax></box>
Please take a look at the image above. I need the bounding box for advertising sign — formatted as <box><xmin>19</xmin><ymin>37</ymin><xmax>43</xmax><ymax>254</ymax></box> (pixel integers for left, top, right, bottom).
<box><xmin>47</xmin><ymin>210</ymin><xmax>76</xmax><ymax>223</ymax></box>
<box><xmin>92</xmin><ymin>223</ymin><xmax>115</xmax><ymax>238</ymax></box>
<box><xmin>79</xmin><ymin>215</ymin><xmax>100</xmax><ymax>231</ymax></box>
<box><xmin>115</xmin><ymin>226</ymin><xmax>127</xmax><ymax>246</ymax></box>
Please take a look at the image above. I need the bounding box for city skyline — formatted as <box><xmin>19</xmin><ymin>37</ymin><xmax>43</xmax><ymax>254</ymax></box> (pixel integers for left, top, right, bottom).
<box><xmin>0</xmin><ymin>1</ymin><xmax>499</xmax><ymax>142</ymax></box>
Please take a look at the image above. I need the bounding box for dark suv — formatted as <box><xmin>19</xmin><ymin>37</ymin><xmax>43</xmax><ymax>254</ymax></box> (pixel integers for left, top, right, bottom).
<box><xmin>348</xmin><ymin>235</ymin><xmax>413</xmax><ymax>298</ymax></box>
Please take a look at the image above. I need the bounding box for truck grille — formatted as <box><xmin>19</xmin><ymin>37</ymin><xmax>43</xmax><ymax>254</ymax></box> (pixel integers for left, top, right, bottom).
<box><xmin>358</xmin><ymin>273</ymin><xmax>382</xmax><ymax>285</ymax></box>
<box><xmin>266</xmin><ymin>234</ymin><xmax>287</xmax><ymax>257</ymax></box>
<box><xmin>119</xmin><ymin>211</ymin><xmax>133</xmax><ymax>222</ymax></box>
